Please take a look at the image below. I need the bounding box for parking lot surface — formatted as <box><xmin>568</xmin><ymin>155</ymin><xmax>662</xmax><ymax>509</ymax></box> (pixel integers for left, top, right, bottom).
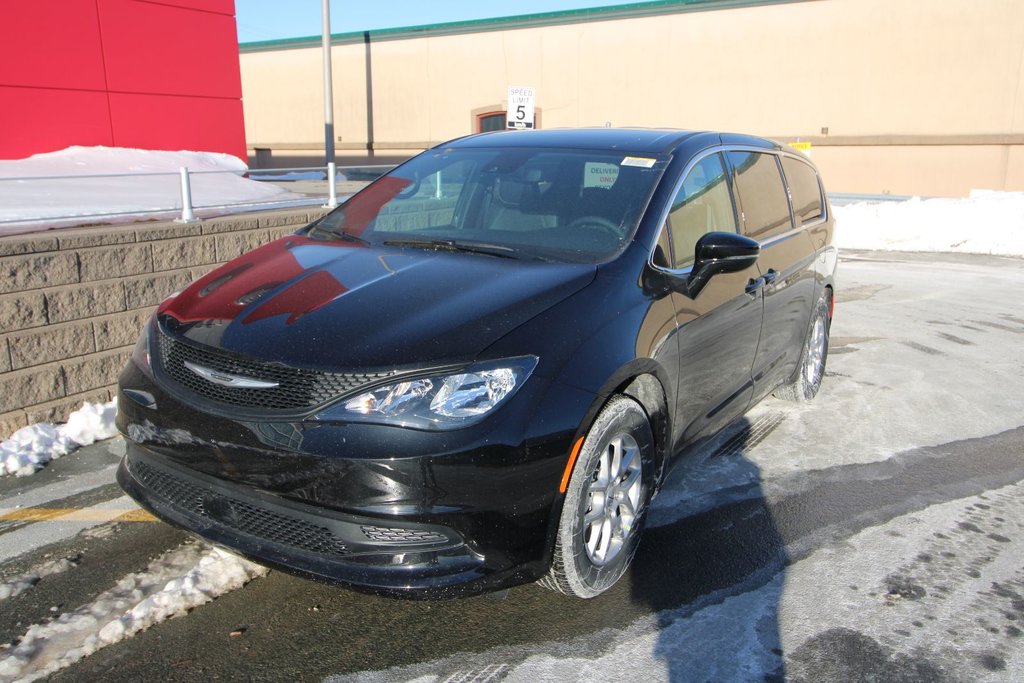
<box><xmin>2</xmin><ymin>250</ymin><xmax>1023</xmax><ymax>682</ymax></box>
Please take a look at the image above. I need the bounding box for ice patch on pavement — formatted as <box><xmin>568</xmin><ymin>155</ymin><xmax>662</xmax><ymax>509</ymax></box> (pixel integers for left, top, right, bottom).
<box><xmin>0</xmin><ymin>557</ymin><xmax>78</xmax><ymax>602</ymax></box>
<box><xmin>0</xmin><ymin>542</ymin><xmax>267</xmax><ymax>682</ymax></box>
<box><xmin>327</xmin><ymin>569</ymin><xmax>786</xmax><ymax>683</ymax></box>
<box><xmin>1</xmin><ymin>400</ymin><xmax>118</xmax><ymax>477</ymax></box>
<box><xmin>778</xmin><ymin>480</ymin><xmax>1024</xmax><ymax>681</ymax></box>
<box><xmin>329</xmin><ymin>482</ymin><xmax>1024</xmax><ymax>683</ymax></box>
<box><xmin>833</xmin><ymin>190</ymin><xmax>1024</xmax><ymax>256</ymax></box>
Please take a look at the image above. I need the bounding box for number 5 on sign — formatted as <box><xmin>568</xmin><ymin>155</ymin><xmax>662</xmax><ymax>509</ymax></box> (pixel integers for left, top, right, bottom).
<box><xmin>507</xmin><ymin>86</ymin><xmax>536</xmax><ymax>130</ymax></box>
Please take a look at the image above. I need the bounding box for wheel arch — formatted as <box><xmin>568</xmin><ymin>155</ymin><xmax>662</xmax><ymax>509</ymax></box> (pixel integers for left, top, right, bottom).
<box><xmin>619</xmin><ymin>373</ymin><xmax>671</xmax><ymax>494</ymax></box>
<box><xmin>569</xmin><ymin>360</ymin><xmax>673</xmax><ymax>495</ymax></box>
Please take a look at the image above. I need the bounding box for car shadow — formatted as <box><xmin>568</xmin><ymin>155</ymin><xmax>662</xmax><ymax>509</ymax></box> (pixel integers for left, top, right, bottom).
<box><xmin>630</xmin><ymin>413</ymin><xmax>790</xmax><ymax>681</ymax></box>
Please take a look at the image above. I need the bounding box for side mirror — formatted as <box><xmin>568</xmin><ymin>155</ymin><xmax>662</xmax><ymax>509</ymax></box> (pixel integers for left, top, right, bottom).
<box><xmin>685</xmin><ymin>231</ymin><xmax>760</xmax><ymax>297</ymax></box>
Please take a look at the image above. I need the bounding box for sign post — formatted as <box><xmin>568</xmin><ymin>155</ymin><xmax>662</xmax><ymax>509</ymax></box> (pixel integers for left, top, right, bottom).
<box><xmin>506</xmin><ymin>86</ymin><xmax>536</xmax><ymax>129</ymax></box>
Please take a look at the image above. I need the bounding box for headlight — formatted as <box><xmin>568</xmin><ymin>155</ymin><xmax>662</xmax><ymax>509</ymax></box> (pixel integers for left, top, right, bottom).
<box><xmin>130</xmin><ymin>322</ymin><xmax>154</xmax><ymax>379</ymax></box>
<box><xmin>315</xmin><ymin>356</ymin><xmax>537</xmax><ymax>430</ymax></box>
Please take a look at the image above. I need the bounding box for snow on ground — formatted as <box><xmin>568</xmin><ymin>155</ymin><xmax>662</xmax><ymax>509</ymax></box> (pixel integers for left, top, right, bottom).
<box><xmin>832</xmin><ymin>190</ymin><xmax>1024</xmax><ymax>256</ymax></box>
<box><xmin>1</xmin><ymin>401</ymin><xmax>117</xmax><ymax>477</ymax></box>
<box><xmin>328</xmin><ymin>482</ymin><xmax>1024</xmax><ymax>683</ymax></box>
<box><xmin>0</xmin><ymin>146</ymin><xmax>307</xmax><ymax>234</ymax></box>
<box><xmin>0</xmin><ymin>541</ymin><xmax>267</xmax><ymax>683</ymax></box>
<box><xmin>0</xmin><ymin>557</ymin><xmax>78</xmax><ymax>602</ymax></box>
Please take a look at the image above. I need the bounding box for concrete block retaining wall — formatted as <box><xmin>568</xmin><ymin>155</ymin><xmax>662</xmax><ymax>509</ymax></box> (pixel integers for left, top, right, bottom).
<box><xmin>0</xmin><ymin>208</ymin><xmax>329</xmax><ymax>437</ymax></box>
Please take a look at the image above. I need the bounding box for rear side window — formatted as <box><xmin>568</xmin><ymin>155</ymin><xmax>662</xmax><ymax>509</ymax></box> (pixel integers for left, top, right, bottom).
<box><xmin>781</xmin><ymin>156</ymin><xmax>824</xmax><ymax>225</ymax></box>
<box><xmin>666</xmin><ymin>153</ymin><xmax>737</xmax><ymax>268</ymax></box>
<box><xmin>727</xmin><ymin>151</ymin><xmax>792</xmax><ymax>238</ymax></box>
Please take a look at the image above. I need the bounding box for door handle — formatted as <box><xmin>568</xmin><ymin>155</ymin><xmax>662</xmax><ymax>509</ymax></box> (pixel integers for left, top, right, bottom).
<box><xmin>745</xmin><ymin>278</ymin><xmax>762</xmax><ymax>296</ymax></box>
<box><xmin>762</xmin><ymin>269</ymin><xmax>780</xmax><ymax>286</ymax></box>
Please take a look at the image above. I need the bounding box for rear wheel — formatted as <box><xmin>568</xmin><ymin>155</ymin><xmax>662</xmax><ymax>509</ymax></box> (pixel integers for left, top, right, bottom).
<box><xmin>775</xmin><ymin>292</ymin><xmax>831</xmax><ymax>402</ymax></box>
<box><xmin>539</xmin><ymin>395</ymin><xmax>654</xmax><ymax>598</ymax></box>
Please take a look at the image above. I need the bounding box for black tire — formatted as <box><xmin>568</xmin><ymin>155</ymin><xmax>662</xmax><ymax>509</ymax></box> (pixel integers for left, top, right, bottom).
<box><xmin>775</xmin><ymin>292</ymin><xmax>831</xmax><ymax>402</ymax></box>
<box><xmin>538</xmin><ymin>395</ymin><xmax>655</xmax><ymax>598</ymax></box>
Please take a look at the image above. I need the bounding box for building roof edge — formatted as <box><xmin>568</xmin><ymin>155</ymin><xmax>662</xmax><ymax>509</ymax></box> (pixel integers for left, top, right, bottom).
<box><xmin>239</xmin><ymin>0</ymin><xmax>801</xmax><ymax>52</ymax></box>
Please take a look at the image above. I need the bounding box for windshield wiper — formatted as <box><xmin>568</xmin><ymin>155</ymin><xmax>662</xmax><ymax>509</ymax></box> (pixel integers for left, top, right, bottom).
<box><xmin>383</xmin><ymin>238</ymin><xmax>520</xmax><ymax>259</ymax></box>
<box><xmin>308</xmin><ymin>223</ymin><xmax>368</xmax><ymax>244</ymax></box>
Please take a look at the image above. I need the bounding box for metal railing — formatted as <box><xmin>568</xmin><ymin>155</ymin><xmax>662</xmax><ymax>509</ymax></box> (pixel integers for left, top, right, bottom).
<box><xmin>0</xmin><ymin>163</ymin><xmax>394</xmax><ymax>230</ymax></box>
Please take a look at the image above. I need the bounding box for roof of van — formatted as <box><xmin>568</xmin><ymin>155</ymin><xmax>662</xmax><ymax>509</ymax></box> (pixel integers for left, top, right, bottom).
<box><xmin>443</xmin><ymin>128</ymin><xmax>714</xmax><ymax>155</ymax></box>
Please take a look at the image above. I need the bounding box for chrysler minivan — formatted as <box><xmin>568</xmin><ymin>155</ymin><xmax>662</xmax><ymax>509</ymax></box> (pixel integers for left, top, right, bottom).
<box><xmin>117</xmin><ymin>129</ymin><xmax>836</xmax><ymax>598</ymax></box>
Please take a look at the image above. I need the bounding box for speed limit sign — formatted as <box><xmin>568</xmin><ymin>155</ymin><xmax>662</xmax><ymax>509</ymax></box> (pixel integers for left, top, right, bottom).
<box><xmin>506</xmin><ymin>86</ymin><xmax>536</xmax><ymax>129</ymax></box>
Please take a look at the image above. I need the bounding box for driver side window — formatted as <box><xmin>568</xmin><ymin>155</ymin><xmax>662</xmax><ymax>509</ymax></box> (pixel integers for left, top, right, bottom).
<box><xmin>666</xmin><ymin>153</ymin><xmax>738</xmax><ymax>268</ymax></box>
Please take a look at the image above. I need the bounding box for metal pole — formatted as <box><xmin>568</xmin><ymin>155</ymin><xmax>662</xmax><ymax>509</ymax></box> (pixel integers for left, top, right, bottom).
<box><xmin>176</xmin><ymin>167</ymin><xmax>198</xmax><ymax>223</ymax></box>
<box><xmin>322</xmin><ymin>0</ymin><xmax>338</xmax><ymax>208</ymax></box>
<box><xmin>326</xmin><ymin>161</ymin><xmax>338</xmax><ymax>209</ymax></box>
<box><xmin>322</xmin><ymin>0</ymin><xmax>335</xmax><ymax>167</ymax></box>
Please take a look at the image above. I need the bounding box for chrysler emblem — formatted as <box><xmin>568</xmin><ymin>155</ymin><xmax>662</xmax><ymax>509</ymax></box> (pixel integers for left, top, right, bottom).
<box><xmin>183</xmin><ymin>361</ymin><xmax>279</xmax><ymax>389</ymax></box>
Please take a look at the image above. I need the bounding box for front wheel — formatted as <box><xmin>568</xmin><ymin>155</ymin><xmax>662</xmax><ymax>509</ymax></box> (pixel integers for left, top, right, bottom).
<box><xmin>538</xmin><ymin>395</ymin><xmax>655</xmax><ymax>598</ymax></box>
<box><xmin>775</xmin><ymin>292</ymin><xmax>831</xmax><ymax>402</ymax></box>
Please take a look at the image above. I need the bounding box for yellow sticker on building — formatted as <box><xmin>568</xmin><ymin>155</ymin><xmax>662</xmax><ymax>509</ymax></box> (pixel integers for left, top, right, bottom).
<box><xmin>788</xmin><ymin>141</ymin><xmax>812</xmax><ymax>156</ymax></box>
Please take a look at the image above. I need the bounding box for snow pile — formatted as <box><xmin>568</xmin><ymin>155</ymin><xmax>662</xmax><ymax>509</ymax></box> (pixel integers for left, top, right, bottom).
<box><xmin>1</xmin><ymin>400</ymin><xmax>118</xmax><ymax>477</ymax></box>
<box><xmin>61</xmin><ymin>400</ymin><xmax>119</xmax><ymax>446</ymax></box>
<box><xmin>0</xmin><ymin>542</ymin><xmax>267</xmax><ymax>682</ymax></box>
<box><xmin>0</xmin><ymin>146</ymin><xmax>305</xmax><ymax>234</ymax></box>
<box><xmin>833</xmin><ymin>190</ymin><xmax>1024</xmax><ymax>256</ymax></box>
<box><xmin>0</xmin><ymin>557</ymin><xmax>78</xmax><ymax>602</ymax></box>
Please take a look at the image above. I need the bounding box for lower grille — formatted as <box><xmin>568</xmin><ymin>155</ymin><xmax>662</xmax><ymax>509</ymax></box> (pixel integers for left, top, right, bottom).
<box><xmin>360</xmin><ymin>525</ymin><xmax>448</xmax><ymax>544</ymax></box>
<box><xmin>133</xmin><ymin>460</ymin><xmax>351</xmax><ymax>557</ymax></box>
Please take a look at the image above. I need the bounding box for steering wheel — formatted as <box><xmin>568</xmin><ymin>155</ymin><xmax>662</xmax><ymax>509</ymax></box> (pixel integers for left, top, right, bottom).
<box><xmin>567</xmin><ymin>215</ymin><xmax>621</xmax><ymax>237</ymax></box>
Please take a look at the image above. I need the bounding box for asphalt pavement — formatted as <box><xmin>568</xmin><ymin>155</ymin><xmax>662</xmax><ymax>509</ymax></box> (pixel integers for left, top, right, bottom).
<box><xmin>2</xmin><ymin>250</ymin><xmax>1023</xmax><ymax>682</ymax></box>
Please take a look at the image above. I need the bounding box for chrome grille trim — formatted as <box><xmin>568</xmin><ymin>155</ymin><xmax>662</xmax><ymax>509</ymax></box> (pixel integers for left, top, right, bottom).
<box><xmin>153</xmin><ymin>327</ymin><xmax>395</xmax><ymax>413</ymax></box>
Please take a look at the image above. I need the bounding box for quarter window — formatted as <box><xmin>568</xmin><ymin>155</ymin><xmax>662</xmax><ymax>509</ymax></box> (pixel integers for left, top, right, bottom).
<box><xmin>781</xmin><ymin>156</ymin><xmax>824</xmax><ymax>225</ymax></box>
<box><xmin>666</xmin><ymin>153</ymin><xmax>737</xmax><ymax>268</ymax></box>
<box><xmin>727</xmin><ymin>151</ymin><xmax>793</xmax><ymax>238</ymax></box>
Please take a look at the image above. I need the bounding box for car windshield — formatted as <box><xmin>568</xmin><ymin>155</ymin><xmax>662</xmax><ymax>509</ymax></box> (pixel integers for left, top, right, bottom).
<box><xmin>310</xmin><ymin>146</ymin><xmax>667</xmax><ymax>263</ymax></box>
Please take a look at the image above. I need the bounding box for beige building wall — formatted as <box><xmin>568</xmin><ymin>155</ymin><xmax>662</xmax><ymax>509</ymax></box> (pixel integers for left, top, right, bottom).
<box><xmin>239</xmin><ymin>0</ymin><xmax>1024</xmax><ymax>196</ymax></box>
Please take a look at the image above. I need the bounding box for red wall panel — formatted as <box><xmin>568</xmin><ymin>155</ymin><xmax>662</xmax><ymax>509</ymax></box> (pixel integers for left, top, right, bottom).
<box><xmin>0</xmin><ymin>87</ymin><xmax>114</xmax><ymax>159</ymax></box>
<box><xmin>98</xmin><ymin>0</ymin><xmax>242</xmax><ymax>98</ymax></box>
<box><xmin>0</xmin><ymin>0</ymin><xmax>246</xmax><ymax>161</ymax></box>
<box><xmin>0</xmin><ymin>0</ymin><xmax>106</xmax><ymax>90</ymax></box>
<box><xmin>147</xmin><ymin>0</ymin><xmax>235</xmax><ymax>15</ymax></box>
<box><xmin>109</xmin><ymin>93</ymin><xmax>246</xmax><ymax>159</ymax></box>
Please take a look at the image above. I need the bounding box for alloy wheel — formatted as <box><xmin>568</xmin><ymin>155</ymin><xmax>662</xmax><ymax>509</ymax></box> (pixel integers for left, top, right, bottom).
<box><xmin>583</xmin><ymin>433</ymin><xmax>643</xmax><ymax>566</ymax></box>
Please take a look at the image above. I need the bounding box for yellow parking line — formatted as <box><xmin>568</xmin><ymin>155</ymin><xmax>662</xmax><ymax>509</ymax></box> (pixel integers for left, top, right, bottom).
<box><xmin>0</xmin><ymin>507</ymin><xmax>158</xmax><ymax>523</ymax></box>
<box><xmin>0</xmin><ymin>508</ymin><xmax>69</xmax><ymax>522</ymax></box>
<box><xmin>112</xmin><ymin>509</ymin><xmax>158</xmax><ymax>522</ymax></box>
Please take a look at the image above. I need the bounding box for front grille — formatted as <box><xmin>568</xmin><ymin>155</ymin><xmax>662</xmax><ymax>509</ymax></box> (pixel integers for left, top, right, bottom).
<box><xmin>360</xmin><ymin>525</ymin><xmax>448</xmax><ymax>545</ymax></box>
<box><xmin>154</xmin><ymin>327</ymin><xmax>394</xmax><ymax>412</ymax></box>
<box><xmin>133</xmin><ymin>460</ymin><xmax>351</xmax><ymax>556</ymax></box>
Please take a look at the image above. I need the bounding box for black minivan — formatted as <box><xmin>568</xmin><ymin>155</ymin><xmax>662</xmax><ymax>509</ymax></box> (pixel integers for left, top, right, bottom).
<box><xmin>117</xmin><ymin>129</ymin><xmax>836</xmax><ymax>598</ymax></box>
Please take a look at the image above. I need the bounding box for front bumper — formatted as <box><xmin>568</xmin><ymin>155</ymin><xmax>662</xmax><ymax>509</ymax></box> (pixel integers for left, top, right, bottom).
<box><xmin>118</xmin><ymin>445</ymin><xmax>491</xmax><ymax>596</ymax></box>
<box><xmin>116</xmin><ymin>359</ymin><xmax>594</xmax><ymax>598</ymax></box>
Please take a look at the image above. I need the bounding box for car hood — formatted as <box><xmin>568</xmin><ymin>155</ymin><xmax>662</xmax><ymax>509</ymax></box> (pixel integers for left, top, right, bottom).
<box><xmin>159</xmin><ymin>235</ymin><xmax>596</xmax><ymax>369</ymax></box>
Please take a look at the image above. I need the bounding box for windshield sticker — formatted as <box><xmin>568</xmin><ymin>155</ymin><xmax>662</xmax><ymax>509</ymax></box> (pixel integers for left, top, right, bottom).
<box><xmin>584</xmin><ymin>162</ymin><xmax>620</xmax><ymax>189</ymax></box>
<box><xmin>621</xmin><ymin>156</ymin><xmax>656</xmax><ymax>168</ymax></box>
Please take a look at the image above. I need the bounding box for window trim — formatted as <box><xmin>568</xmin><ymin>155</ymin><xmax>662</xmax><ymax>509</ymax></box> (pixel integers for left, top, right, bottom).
<box><xmin>725</xmin><ymin>150</ymin><xmax>795</xmax><ymax>240</ymax></box>
<box><xmin>664</xmin><ymin>151</ymin><xmax>739</xmax><ymax>269</ymax></box>
<box><xmin>648</xmin><ymin>145</ymin><xmax>828</xmax><ymax>277</ymax></box>
<box><xmin>778</xmin><ymin>154</ymin><xmax>827</xmax><ymax>228</ymax></box>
